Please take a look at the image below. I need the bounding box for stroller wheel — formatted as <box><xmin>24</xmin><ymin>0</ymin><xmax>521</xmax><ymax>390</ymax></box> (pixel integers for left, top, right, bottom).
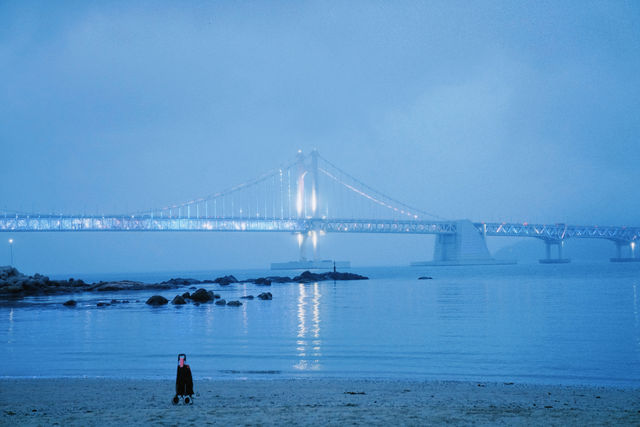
<box><xmin>184</xmin><ymin>396</ymin><xmax>191</xmax><ymax>405</ymax></box>
<box><xmin>172</xmin><ymin>395</ymin><xmax>180</xmax><ymax>405</ymax></box>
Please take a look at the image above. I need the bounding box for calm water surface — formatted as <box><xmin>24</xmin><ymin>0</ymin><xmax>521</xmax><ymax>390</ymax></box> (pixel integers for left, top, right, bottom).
<box><xmin>2</xmin><ymin>263</ymin><xmax>639</xmax><ymax>386</ymax></box>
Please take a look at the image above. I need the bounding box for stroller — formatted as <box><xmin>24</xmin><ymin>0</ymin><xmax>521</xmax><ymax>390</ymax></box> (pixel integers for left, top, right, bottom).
<box><xmin>172</xmin><ymin>353</ymin><xmax>194</xmax><ymax>405</ymax></box>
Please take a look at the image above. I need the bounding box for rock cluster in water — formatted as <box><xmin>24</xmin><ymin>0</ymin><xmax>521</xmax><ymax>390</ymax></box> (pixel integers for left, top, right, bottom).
<box><xmin>1</xmin><ymin>266</ymin><xmax>367</xmax><ymax>302</ymax></box>
<box><xmin>240</xmin><ymin>271</ymin><xmax>368</xmax><ymax>285</ymax></box>
<box><xmin>0</xmin><ymin>266</ymin><xmax>218</xmax><ymax>298</ymax></box>
<box><xmin>143</xmin><ymin>288</ymin><xmax>245</xmax><ymax>307</ymax></box>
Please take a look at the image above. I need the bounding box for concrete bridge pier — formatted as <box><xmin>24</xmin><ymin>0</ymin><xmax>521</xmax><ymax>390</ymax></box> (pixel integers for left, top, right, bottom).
<box><xmin>539</xmin><ymin>239</ymin><xmax>570</xmax><ymax>264</ymax></box>
<box><xmin>411</xmin><ymin>220</ymin><xmax>513</xmax><ymax>266</ymax></box>
<box><xmin>610</xmin><ymin>240</ymin><xmax>639</xmax><ymax>262</ymax></box>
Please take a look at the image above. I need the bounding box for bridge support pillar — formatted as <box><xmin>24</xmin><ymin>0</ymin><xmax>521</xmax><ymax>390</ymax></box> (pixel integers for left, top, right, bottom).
<box><xmin>610</xmin><ymin>241</ymin><xmax>640</xmax><ymax>262</ymax></box>
<box><xmin>412</xmin><ymin>220</ymin><xmax>511</xmax><ymax>266</ymax></box>
<box><xmin>539</xmin><ymin>240</ymin><xmax>570</xmax><ymax>264</ymax></box>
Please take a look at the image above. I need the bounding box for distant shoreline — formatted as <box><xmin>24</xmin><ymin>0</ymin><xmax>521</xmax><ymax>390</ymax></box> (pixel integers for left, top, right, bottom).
<box><xmin>1</xmin><ymin>378</ymin><xmax>638</xmax><ymax>425</ymax></box>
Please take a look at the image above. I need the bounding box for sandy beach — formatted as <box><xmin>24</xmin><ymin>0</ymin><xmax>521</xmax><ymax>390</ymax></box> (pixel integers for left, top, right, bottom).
<box><xmin>1</xmin><ymin>378</ymin><xmax>638</xmax><ymax>425</ymax></box>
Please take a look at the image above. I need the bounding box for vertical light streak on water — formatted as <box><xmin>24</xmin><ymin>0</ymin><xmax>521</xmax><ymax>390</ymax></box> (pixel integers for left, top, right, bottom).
<box><xmin>312</xmin><ymin>282</ymin><xmax>322</xmax><ymax>369</ymax></box>
<box><xmin>295</xmin><ymin>283</ymin><xmax>308</xmax><ymax>371</ymax></box>
<box><xmin>205</xmin><ymin>303</ymin><xmax>214</xmax><ymax>336</ymax></box>
<box><xmin>633</xmin><ymin>284</ymin><xmax>639</xmax><ymax>350</ymax></box>
<box><xmin>241</xmin><ymin>290</ymin><xmax>248</xmax><ymax>336</ymax></box>
<box><xmin>7</xmin><ymin>309</ymin><xmax>13</xmax><ymax>344</ymax></box>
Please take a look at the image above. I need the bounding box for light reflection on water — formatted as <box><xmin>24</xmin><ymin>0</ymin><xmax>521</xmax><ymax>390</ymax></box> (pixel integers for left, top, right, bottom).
<box><xmin>634</xmin><ymin>284</ymin><xmax>639</xmax><ymax>350</ymax></box>
<box><xmin>294</xmin><ymin>282</ymin><xmax>322</xmax><ymax>371</ymax></box>
<box><xmin>1</xmin><ymin>263</ymin><xmax>639</xmax><ymax>386</ymax></box>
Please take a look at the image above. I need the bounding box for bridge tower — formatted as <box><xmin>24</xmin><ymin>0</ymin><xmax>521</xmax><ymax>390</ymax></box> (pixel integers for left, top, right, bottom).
<box><xmin>295</xmin><ymin>149</ymin><xmax>321</xmax><ymax>263</ymax></box>
<box><xmin>272</xmin><ymin>149</ymin><xmax>350</xmax><ymax>270</ymax></box>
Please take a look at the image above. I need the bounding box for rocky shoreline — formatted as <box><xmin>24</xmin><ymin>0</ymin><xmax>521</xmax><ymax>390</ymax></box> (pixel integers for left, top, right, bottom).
<box><xmin>0</xmin><ymin>266</ymin><xmax>368</xmax><ymax>299</ymax></box>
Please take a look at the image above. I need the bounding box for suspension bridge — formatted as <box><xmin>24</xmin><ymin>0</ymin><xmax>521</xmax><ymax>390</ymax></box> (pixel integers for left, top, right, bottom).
<box><xmin>1</xmin><ymin>150</ymin><xmax>638</xmax><ymax>265</ymax></box>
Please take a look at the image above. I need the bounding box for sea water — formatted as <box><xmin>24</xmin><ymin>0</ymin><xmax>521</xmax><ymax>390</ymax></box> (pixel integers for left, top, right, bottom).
<box><xmin>1</xmin><ymin>263</ymin><xmax>639</xmax><ymax>386</ymax></box>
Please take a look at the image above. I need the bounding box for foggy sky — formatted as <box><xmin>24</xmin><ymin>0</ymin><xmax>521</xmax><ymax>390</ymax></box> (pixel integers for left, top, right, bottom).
<box><xmin>1</xmin><ymin>1</ymin><xmax>639</xmax><ymax>274</ymax></box>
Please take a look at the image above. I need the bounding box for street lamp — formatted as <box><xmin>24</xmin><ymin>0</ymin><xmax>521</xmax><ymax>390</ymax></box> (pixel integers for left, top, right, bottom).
<box><xmin>8</xmin><ymin>238</ymin><xmax>13</xmax><ymax>267</ymax></box>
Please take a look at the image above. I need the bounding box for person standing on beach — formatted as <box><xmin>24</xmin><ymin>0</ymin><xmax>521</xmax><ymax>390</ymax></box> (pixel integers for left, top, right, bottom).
<box><xmin>174</xmin><ymin>354</ymin><xmax>194</xmax><ymax>404</ymax></box>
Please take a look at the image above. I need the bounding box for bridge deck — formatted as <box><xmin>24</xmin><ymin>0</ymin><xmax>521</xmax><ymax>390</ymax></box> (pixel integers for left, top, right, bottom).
<box><xmin>0</xmin><ymin>215</ymin><xmax>637</xmax><ymax>242</ymax></box>
<box><xmin>479</xmin><ymin>222</ymin><xmax>640</xmax><ymax>242</ymax></box>
<box><xmin>0</xmin><ymin>216</ymin><xmax>455</xmax><ymax>235</ymax></box>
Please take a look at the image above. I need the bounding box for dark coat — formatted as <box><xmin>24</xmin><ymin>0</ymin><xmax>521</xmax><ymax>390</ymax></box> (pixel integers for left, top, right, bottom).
<box><xmin>175</xmin><ymin>364</ymin><xmax>194</xmax><ymax>396</ymax></box>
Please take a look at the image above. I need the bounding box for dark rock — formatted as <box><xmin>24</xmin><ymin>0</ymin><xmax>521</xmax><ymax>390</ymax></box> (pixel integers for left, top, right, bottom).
<box><xmin>0</xmin><ymin>266</ymin><xmax>20</xmax><ymax>280</ymax></box>
<box><xmin>240</xmin><ymin>295</ymin><xmax>254</xmax><ymax>300</ymax></box>
<box><xmin>161</xmin><ymin>278</ymin><xmax>214</xmax><ymax>286</ymax></box>
<box><xmin>171</xmin><ymin>295</ymin><xmax>187</xmax><ymax>305</ymax></box>
<box><xmin>162</xmin><ymin>278</ymin><xmax>198</xmax><ymax>286</ymax></box>
<box><xmin>266</xmin><ymin>276</ymin><xmax>292</xmax><ymax>283</ymax></box>
<box><xmin>91</xmin><ymin>281</ymin><xmax>148</xmax><ymax>292</ymax></box>
<box><xmin>97</xmin><ymin>302</ymin><xmax>110</xmax><ymax>307</ymax></box>
<box><xmin>418</xmin><ymin>276</ymin><xmax>433</xmax><ymax>280</ymax></box>
<box><xmin>331</xmin><ymin>271</ymin><xmax>366</xmax><ymax>281</ymax></box>
<box><xmin>214</xmin><ymin>275</ymin><xmax>238</xmax><ymax>286</ymax></box>
<box><xmin>215</xmin><ymin>299</ymin><xmax>226</xmax><ymax>306</ymax></box>
<box><xmin>242</xmin><ymin>277</ymin><xmax>272</xmax><ymax>286</ymax></box>
<box><xmin>292</xmin><ymin>270</ymin><xmax>368</xmax><ymax>283</ymax></box>
<box><xmin>257</xmin><ymin>292</ymin><xmax>272</xmax><ymax>300</ymax></box>
<box><xmin>212</xmin><ymin>293</ymin><xmax>221</xmax><ymax>299</ymax></box>
<box><xmin>181</xmin><ymin>292</ymin><xmax>191</xmax><ymax>299</ymax></box>
<box><xmin>191</xmin><ymin>288</ymin><xmax>214</xmax><ymax>302</ymax></box>
<box><xmin>227</xmin><ymin>300</ymin><xmax>242</xmax><ymax>306</ymax></box>
<box><xmin>146</xmin><ymin>295</ymin><xmax>169</xmax><ymax>306</ymax></box>
<box><xmin>20</xmin><ymin>279</ymin><xmax>41</xmax><ymax>293</ymax></box>
<box><xmin>63</xmin><ymin>299</ymin><xmax>77</xmax><ymax>307</ymax></box>
<box><xmin>244</xmin><ymin>276</ymin><xmax>288</xmax><ymax>285</ymax></box>
<box><xmin>189</xmin><ymin>286</ymin><xmax>197</xmax><ymax>290</ymax></box>
<box><xmin>293</xmin><ymin>271</ymin><xmax>318</xmax><ymax>282</ymax></box>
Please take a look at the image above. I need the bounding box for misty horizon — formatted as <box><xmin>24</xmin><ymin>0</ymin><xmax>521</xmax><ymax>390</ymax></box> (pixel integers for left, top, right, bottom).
<box><xmin>1</xmin><ymin>1</ymin><xmax>638</xmax><ymax>274</ymax></box>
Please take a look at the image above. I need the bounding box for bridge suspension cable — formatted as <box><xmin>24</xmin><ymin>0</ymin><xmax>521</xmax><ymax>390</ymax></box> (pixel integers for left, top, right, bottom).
<box><xmin>121</xmin><ymin>151</ymin><xmax>446</xmax><ymax>222</ymax></box>
<box><xmin>315</xmin><ymin>153</ymin><xmax>445</xmax><ymax>220</ymax></box>
<box><xmin>132</xmin><ymin>158</ymin><xmax>299</xmax><ymax>220</ymax></box>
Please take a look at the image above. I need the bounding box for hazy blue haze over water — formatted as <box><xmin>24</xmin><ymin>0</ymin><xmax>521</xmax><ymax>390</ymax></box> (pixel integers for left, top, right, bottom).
<box><xmin>2</xmin><ymin>263</ymin><xmax>639</xmax><ymax>386</ymax></box>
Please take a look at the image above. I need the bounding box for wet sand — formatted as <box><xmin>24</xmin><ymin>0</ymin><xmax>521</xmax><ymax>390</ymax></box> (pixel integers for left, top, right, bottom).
<box><xmin>1</xmin><ymin>378</ymin><xmax>639</xmax><ymax>425</ymax></box>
